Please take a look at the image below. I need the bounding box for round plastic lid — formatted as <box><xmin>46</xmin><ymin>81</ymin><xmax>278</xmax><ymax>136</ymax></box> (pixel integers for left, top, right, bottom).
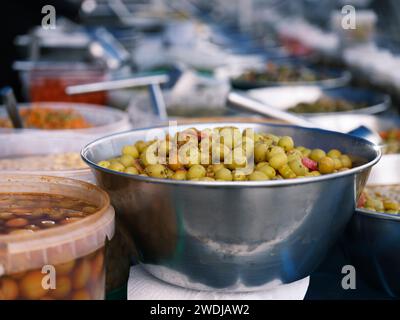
<box><xmin>0</xmin><ymin>174</ymin><xmax>115</xmax><ymax>276</ymax></box>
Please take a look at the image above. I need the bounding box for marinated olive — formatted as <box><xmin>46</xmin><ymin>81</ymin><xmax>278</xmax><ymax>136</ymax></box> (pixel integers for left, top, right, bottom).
<box><xmin>310</xmin><ymin>149</ymin><xmax>326</xmax><ymax>162</ymax></box>
<box><xmin>171</xmin><ymin>169</ymin><xmax>187</xmax><ymax>180</ymax></box>
<box><xmin>269</xmin><ymin>153</ymin><xmax>288</xmax><ymax>170</ymax></box>
<box><xmin>288</xmin><ymin>159</ymin><xmax>307</xmax><ymax>176</ymax></box>
<box><xmin>257</xmin><ymin>164</ymin><xmax>276</xmax><ymax>178</ymax></box>
<box><xmin>108</xmin><ymin>162</ymin><xmax>125</xmax><ymax>172</ymax></box>
<box><xmin>187</xmin><ymin>165</ymin><xmax>206</xmax><ymax>179</ymax></box>
<box><xmin>248</xmin><ymin>171</ymin><xmax>269</xmax><ymax>181</ymax></box>
<box><xmin>278</xmin><ymin>136</ymin><xmax>294</xmax><ymax>151</ymax></box>
<box><xmin>119</xmin><ymin>154</ymin><xmax>134</xmax><ymax>167</ymax></box>
<box><xmin>125</xmin><ymin>167</ymin><xmax>139</xmax><ymax>175</ymax></box>
<box><xmin>99</xmin><ymin>126</ymin><xmax>355</xmax><ymax>182</ymax></box>
<box><xmin>339</xmin><ymin>155</ymin><xmax>352</xmax><ymax>168</ymax></box>
<box><xmin>327</xmin><ymin>149</ymin><xmax>342</xmax><ymax>159</ymax></box>
<box><xmin>122</xmin><ymin>145</ymin><xmax>139</xmax><ymax>159</ymax></box>
<box><xmin>97</xmin><ymin>161</ymin><xmax>110</xmax><ymax>169</ymax></box>
<box><xmin>215</xmin><ymin>168</ymin><xmax>233</xmax><ymax>181</ymax></box>
<box><xmin>318</xmin><ymin>157</ymin><xmax>335</xmax><ymax>174</ymax></box>
<box><xmin>145</xmin><ymin>164</ymin><xmax>168</xmax><ymax>178</ymax></box>
<box><xmin>232</xmin><ymin>170</ymin><xmax>247</xmax><ymax>181</ymax></box>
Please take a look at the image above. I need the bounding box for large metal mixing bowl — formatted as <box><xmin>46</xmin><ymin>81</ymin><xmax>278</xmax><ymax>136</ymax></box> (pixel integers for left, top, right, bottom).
<box><xmin>81</xmin><ymin>122</ymin><xmax>380</xmax><ymax>291</ymax></box>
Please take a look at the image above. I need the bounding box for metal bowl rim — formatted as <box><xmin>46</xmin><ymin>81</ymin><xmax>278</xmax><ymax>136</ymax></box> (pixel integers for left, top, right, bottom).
<box><xmin>355</xmin><ymin>207</ymin><xmax>400</xmax><ymax>222</ymax></box>
<box><xmin>81</xmin><ymin>121</ymin><xmax>381</xmax><ymax>188</ymax></box>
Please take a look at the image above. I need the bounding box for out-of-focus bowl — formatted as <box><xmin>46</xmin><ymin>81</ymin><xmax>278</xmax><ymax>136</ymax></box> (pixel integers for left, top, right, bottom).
<box><xmin>0</xmin><ymin>102</ymin><xmax>131</xmax><ymax>134</ymax></box>
<box><xmin>81</xmin><ymin>122</ymin><xmax>380</xmax><ymax>291</ymax></box>
<box><xmin>343</xmin><ymin>183</ymin><xmax>400</xmax><ymax>298</ymax></box>
<box><xmin>248</xmin><ymin>86</ymin><xmax>390</xmax><ymax>117</ymax></box>
<box><xmin>229</xmin><ymin>63</ymin><xmax>351</xmax><ymax>90</ymax></box>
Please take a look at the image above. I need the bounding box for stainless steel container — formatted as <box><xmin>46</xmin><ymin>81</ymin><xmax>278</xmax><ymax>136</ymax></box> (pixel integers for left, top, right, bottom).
<box><xmin>343</xmin><ymin>184</ymin><xmax>400</xmax><ymax>298</ymax></box>
<box><xmin>81</xmin><ymin>122</ymin><xmax>381</xmax><ymax>291</ymax></box>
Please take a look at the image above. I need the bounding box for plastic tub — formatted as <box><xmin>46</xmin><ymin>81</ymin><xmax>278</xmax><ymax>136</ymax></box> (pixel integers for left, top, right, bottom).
<box><xmin>0</xmin><ymin>102</ymin><xmax>132</xmax><ymax>135</ymax></box>
<box><xmin>19</xmin><ymin>62</ymin><xmax>107</xmax><ymax>104</ymax></box>
<box><xmin>0</xmin><ymin>175</ymin><xmax>115</xmax><ymax>300</ymax></box>
<box><xmin>0</xmin><ymin>133</ymin><xmax>97</xmax><ymax>183</ymax></box>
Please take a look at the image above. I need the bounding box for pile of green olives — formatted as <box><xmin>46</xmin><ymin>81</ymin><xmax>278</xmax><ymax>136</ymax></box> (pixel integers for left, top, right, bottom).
<box><xmin>97</xmin><ymin>127</ymin><xmax>353</xmax><ymax>182</ymax></box>
<box><xmin>358</xmin><ymin>186</ymin><xmax>399</xmax><ymax>214</ymax></box>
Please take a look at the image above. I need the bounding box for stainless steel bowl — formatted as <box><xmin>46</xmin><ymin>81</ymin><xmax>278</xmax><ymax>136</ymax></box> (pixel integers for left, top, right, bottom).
<box><xmin>343</xmin><ymin>184</ymin><xmax>400</xmax><ymax>298</ymax></box>
<box><xmin>230</xmin><ymin>63</ymin><xmax>351</xmax><ymax>90</ymax></box>
<box><xmin>248</xmin><ymin>86</ymin><xmax>391</xmax><ymax>117</ymax></box>
<box><xmin>81</xmin><ymin>122</ymin><xmax>381</xmax><ymax>291</ymax></box>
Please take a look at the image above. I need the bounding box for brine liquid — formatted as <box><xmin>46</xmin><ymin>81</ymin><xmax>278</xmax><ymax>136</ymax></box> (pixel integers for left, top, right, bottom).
<box><xmin>0</xmin><ymin>193</ymin><xmax>99</xmax><ymax>235</ymax></box>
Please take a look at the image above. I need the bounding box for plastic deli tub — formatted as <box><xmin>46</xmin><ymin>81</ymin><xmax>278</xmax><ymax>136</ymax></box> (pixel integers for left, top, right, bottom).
<box><xmin>0</xmin><ymin>175</ymin><xmax>115</xmax><ymax>300</ymax></box>
<box><xmin>0</xmin><ymin>102</ymin><xmax>132</xmax><ymax>135</ymax></box>
<box><xmin>0</xmin><ymin>133</ymin><xmax>98</xmax><ymax>183</ymax></box>
<box><xmin>17</xmin><ymin>62</ymin><xmax>108</xmax><ymax>105</ymax></box>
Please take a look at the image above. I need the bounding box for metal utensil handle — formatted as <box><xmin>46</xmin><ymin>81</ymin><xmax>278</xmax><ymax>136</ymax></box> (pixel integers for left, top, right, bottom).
<box><xmin>65</xmin><ymin>74</ymin><xmax>169</xmax><ymax>95</ymax></box>
<box><xmin>226</xmin><ymin>91</ymin><xmax>316</xmax><ymax>128</ymax></box>
<box><xmin>1</xmin><ymin>87</ymin><xmax>24</xmax><ymax>129</ymax></box>
<box><xmin>148</xmin><ymin>83</ymin><xmax>168</xmax><ymax>121</ymax></box>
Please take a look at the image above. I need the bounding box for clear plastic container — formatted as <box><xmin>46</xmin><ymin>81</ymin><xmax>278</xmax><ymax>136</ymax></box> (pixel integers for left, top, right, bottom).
<box><xmin>21</xmin><ymin>62</ymin><xmax>107</xmax><ymax>105</ymax></box>
<box><xmin>0</xmin><ymin>175</ymin><xmax>115</xmax><ymax>300</ymax></box>
<box><xmin>0</xmin><ymin>102</ymin><xmax>132</xmax><ymax>135</ymax></box>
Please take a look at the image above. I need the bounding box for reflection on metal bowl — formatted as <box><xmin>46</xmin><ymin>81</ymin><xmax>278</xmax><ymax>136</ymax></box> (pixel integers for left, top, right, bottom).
<box><xmin>82</xmin><ymin>122</ymin><xmax>380</xmax><ymax>291</ymax></box>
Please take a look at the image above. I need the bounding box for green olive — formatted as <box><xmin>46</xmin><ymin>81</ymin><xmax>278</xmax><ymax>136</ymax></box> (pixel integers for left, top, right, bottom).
<box><xmin>122</xmin><ymin>145</ymin><xmax>139</xmax><ymax>158</ymax></box>
<box><xmin>254</xmin><ymin>143</ymin><xmax>268</xmax><ymax>163</ymax></box>
<box><xmin>232</xmin><ymin>170</ymin><xmax>247</xmax><ymax>181</ymax></box>
<box><xmin>120</xmin><ymin>154</ymin><xmax>134</xmax><ymax>167</ymax></box>
<box><xmin>135</xmin><ymin>140</ymin><xmax>147</xmax><ymax>153</ymax></box>
<box><xmin>278</xmin><ymin>136</ymin><xmax>294</xmax><ymax>151</ymax></box>
<box><xmin>288</xmin><ymin>159</ymin><xmax>307</xmax><ymax>176</ymax></box>
<box><xmin>318</xmin><ymin>157</ymin><xmax>335</xmax><ymax>174</ymax></box>
<box><xmin>339</xmin><ymin>155</ymin><xmax>352</xmax><ymax>168</ymax></box>
<box><xmin>187</xmin><ymin>164</ymin><xmax>206</xmax><ymax>179</ymax></box>
<box><xmin>124</xmin><ymin>167</ymin><xmax>139</xmax><ymax>175</ymax></box>
<box><xmin>257</xmin><ymin>165</ymin><xmax>276</xmax><ymax>178</ymax></box>
<box><xmin>226</xmin><ymin>148</ymin><xmax>247</xmax><ymax>169</ymax></box>
<box><xmin>287</xmin><ymin>150</ymin><xmax>302</xmax><ymax>162</ymax></box>
<box><xmin>255</xmin><ymin>161</ymin><xmax>268</xmax><ymax>169</ymax></box>
<box><xmin>307</xmin><ymin>171</ymin><xmax>321</xmax><ymax>177</ymax></box>
<box><xmin>248</xmin><ymin>171</ymin><xmax>269</xmax><ymax>181</ymax></box>
<box><xmin>383</xmin><ymin>200</ymin><xmax>399</xmax><ymax>211</ymax></box>
<box><xmin>171</xmin><ymin>169</ymin><xmax>187</xmax><ymax>180</ymax></box>
<box><xmin>109</xmin><ymin>162</ymin><xmax>125</xmax><ymax>172</ymax></box>
<box><xmin>266</xmin><ymin>146</ymin><xmax>285</xmax><ymax>161</ymax></box>
<box><xmin>97</xmin><ymin>161</ymin><xmax>110</xmax><ymax>169</ymax></box>
<box><xmin>333</xmin><ymin>158</ymin><xmax>342</xmax><ymax>170</ymax></box>
<box><xmin>269</xmin><ymin>153</ymin><xmax>288</xmax><ymax>169</ymax></box>
<box><xmin>212</xmin><ymin>143</ymin><xmax>230</xmax><ymax>162</ymax></box>
<box><xmin>278</xmin><ymin>164</ymin><xmax>296</xmax><ymax>179</ymax></box>
<box><xmin>327</xmin><ymin>149</ymin><xmax>342</xmax><ymax>158</ymax></box>
<box><xmin>310</xmin><ymin>149</ymin><xmax>326</xmax><ymax>162</ymax></box>
<box><xmin>145</xmin><ymin>164</ymin><xmax>168</xmax><ymax>178</ymax></box>
<box><xmin>209</xmin><ymin>163</ymin><xmax>225</xmax><ymax>173</ymax></box>
<box><xmin>214</xmin><ymin>168</ymin><xmax>233</xmax><ymax>181</ymax></box>
<box><xmin>199</xmin><ymin>177</ymin><xmax>215</xmax><ymax>182</ymax></box>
